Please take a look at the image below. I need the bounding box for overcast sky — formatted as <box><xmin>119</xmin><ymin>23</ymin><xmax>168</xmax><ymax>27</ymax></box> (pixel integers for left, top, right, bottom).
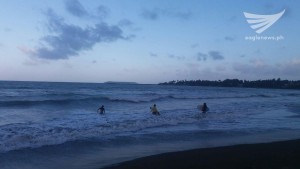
<box><xmin>0</xmin><ymin>0</ymin><xmax>299</xmax><ymax>84</ymax></box>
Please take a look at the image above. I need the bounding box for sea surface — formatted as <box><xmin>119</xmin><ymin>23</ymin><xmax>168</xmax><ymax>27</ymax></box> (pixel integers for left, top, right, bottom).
<box><xmin>0</xmin><ymin>81</ymin><xmax>300</xmax><ymax>169</ymax></box>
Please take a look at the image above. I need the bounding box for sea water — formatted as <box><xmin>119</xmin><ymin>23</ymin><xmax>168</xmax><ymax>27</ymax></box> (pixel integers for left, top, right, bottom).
<box><xmin>0</xmin><ymin>81</ymin><xmax>300</xmax><ymax>169</ymax></box>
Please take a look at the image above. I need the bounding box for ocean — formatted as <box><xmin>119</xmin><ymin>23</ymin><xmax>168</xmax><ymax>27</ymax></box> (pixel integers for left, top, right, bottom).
<box><xmin>0</xmin><ymin>81</ymin><xmax>300</xmax><ymax>169</ymax></box>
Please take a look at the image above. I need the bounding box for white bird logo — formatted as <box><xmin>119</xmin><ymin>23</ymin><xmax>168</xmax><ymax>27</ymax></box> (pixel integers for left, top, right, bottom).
<box><xmin>244</xmin><ymin>9</ymin><xmax>285</xmax><ymax>34</ymax></box>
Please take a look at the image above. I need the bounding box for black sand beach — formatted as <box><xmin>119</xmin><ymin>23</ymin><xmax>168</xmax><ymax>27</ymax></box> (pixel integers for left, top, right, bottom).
<box><xmin>102</xmin><ymin>139</ymin><xmax>300</xmax><ymax>169</ymax></box>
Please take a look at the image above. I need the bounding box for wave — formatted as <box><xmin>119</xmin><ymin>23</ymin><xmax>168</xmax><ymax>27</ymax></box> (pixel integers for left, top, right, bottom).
<box><xmin>281</xmin><ymin>93</ymin><xmax>300</xmax><ymax>97</ymax></box>
<box><xmin>0</xmin><ymin>108</ymin><xmax>200</xmax><ymax>153</ymax></box>
<box><xmin>0</xmin><ymin>99</ymin><xmax>81</xmax><ymax>107</ymax></box>
<box><xmin>0</xmin><ymin>96</ymin><xmax>165</xmax><ymax>108</ymax></box>
<box><xmin>0</xmin><ymin>93</ymin><xmax>279</xmax><ymax>108</ymax></box>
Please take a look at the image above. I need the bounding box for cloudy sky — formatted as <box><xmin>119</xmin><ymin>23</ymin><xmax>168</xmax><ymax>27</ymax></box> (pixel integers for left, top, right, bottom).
<box><xmin>0</xmin><ymin>0</ymin><xmax>299</xmax><ymax>84</ymax></box>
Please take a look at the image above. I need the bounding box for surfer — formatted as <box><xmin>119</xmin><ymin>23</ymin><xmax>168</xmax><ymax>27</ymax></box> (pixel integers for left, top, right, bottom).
<box><xmin>201</xmin><ymin>103</ymin><xmax>208</xmax><ymax>113</ymax></box>
<box><xmin>150</xmin><ymin>104</ymin><xmax>160</xmax><ymax>115</ymax></box>
<box><xmin>97</xmin><ymin>105</ymin><xmax>105</xmax><ymax>114</ymax></box>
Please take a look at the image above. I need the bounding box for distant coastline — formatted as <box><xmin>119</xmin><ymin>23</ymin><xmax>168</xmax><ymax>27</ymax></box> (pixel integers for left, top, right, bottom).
<box><xmin>159</xmin><ymin>78</ymin><xmax>300</xmax><ymax>89</ymax></box>
<box><xmin>104</xmin><ymin>81</ymin><xmax>138</xmax><ymax>85</ymax></box>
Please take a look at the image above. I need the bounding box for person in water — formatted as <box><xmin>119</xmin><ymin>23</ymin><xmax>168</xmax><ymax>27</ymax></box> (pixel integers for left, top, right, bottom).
<box><xmin>150</xmin><ymin>104</ymin><xmax>160</xmax><ymax>115</ymax></box>
<box><xmin>98</xmin><ymin>105</ymin><xmax>105</xmax><ymax>114</ymax></box>
<box><xmin>201</xmin><ymin>103</ymin><xmax>208</xmax><ymax>113</ymax></box>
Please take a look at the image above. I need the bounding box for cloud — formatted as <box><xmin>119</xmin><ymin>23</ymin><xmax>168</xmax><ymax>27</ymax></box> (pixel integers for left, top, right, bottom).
<box><xmin>118</xmin><ymin>19</ymin><xmax>134</xmax><ymax>27</ymax></box>
<box><xmin>96</xmin><ymin>5</ymin><xmax>110</xmax><ymax>19</ymax></box>
<box><xmin>141</xmin><ymin>8</ymin><xmax>159</xmax><ymax>20</ymax></box>
<box><xmin>208</xmin><ymin>51</ymin><xmax>225</xmax><ymax>60</ymax></box>
<box><xmin>65</xmin><ymin>0</ymin><xmax>110</xmax><ymax>20</ymax></box>
<box><xmin>168</xmin><ymin>54</ymin><xmax>185</xmax><ymax>60</ymax></box>
<box><xmin>196</xmin><ymin>51</ymin><xmax>225</xmax><ymax>61</ymax></box>
<box><xmin>19</xmin><ymin>46</ymin><xmax>50</xmax><ymax>65</ymax></box>
<box><xmin>65</xmin><ymin>0</ymin><xmax>88</xmax><ymax>18</ymax></box>
<box><xmin>141</xmin><ymin>8</ymin><xmax>192</xmax><ymax>21</ymax></box>
<box><xmin>196</xmin><ymin>52</ymin><xmax>207</xmax><ymax>61</ymax></box>
<box><xmin>29</xmin><ymin>9</ymin><xmax>127</xmax><ymax>60</ymax></box>
<box><xmin>118</xmin><ymin>19</ymin><xmax>141</xmax><ymax>32</ymax></box>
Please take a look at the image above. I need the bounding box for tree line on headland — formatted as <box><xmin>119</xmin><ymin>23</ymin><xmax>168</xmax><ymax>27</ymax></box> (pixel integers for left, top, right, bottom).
<box><xmin>159</xmin><ymin>78</ymin><xmax>300</xmax><ymax>89</ymax></box>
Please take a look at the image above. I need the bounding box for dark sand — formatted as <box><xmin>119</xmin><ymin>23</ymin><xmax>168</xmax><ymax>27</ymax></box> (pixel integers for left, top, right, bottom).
<box><xmin>102</xmin><ymin>139</ymin><xmax>300</xmax><ymax>169</ymax></box>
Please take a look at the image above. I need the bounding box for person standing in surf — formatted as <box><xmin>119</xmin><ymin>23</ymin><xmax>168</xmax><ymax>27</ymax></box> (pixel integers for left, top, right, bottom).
<box><xmin>98</xmin><ymin>105</ymin><xmax>105</xmax><ymax>114</ymax></box>
<box><xmin>150</xmin><ymin>104</ymin><xmax>160</xmax><ymax>115</ymax></box>
<box><xmin>201</xmin><ymin>103</ymin><xmax>208</xmax><ymax>113</ymax></box>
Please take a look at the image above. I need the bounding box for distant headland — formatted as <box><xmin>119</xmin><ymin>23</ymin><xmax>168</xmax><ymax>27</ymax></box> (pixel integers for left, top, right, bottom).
<box><xmin>104</xmin><ymin>81</ymin><xmax>138</xmax><ymax>85</ymax></box>
<box><xmin>159</xmin><ymin>78</ymin><xmax>300</xmax><ymax>89</ymax></box>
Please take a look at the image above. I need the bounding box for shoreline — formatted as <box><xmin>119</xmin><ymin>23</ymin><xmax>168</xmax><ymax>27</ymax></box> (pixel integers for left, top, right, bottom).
<box><xmin>102</xmin><ymin>139</ymin><xmax>300</xmax><ymax>169</ymax></box>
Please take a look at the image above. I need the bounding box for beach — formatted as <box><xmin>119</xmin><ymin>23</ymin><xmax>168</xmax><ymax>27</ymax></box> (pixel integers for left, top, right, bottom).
<box><xmin>103</xmin><ymin>139</ymin><xmax>300</xmax><ymax>169</ymax></box>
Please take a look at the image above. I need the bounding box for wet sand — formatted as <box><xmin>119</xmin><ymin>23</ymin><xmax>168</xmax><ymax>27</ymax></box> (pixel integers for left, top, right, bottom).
<box><xmin>102</xmin><ymin>139</ymin><xmax>300</xmax><ymax>169</ymax></box>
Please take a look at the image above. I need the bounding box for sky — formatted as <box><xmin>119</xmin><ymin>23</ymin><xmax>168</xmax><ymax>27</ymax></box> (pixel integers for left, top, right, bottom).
<box><xmin>0</xmin><ymin>0</ymin><xmax>300</xmax><ymax>84</ymax></box>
